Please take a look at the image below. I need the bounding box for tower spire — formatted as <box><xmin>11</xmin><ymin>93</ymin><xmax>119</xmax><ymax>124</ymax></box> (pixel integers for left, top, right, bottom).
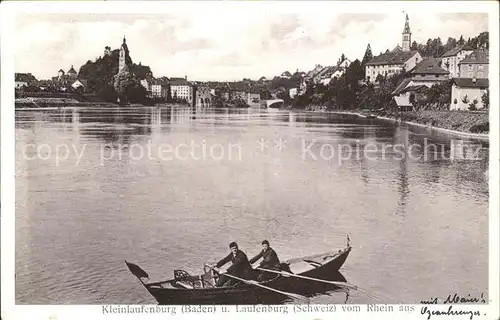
<box><xmin>401</xmin><ymin>13</ymin><xmax>411</xmax><ymax>51</ymax></box>
<box><xmin>402</xmin><ymin>14</ymin><xmax>411</xmax><ymax>34</ymax></box>
<box><xmin>123</xmin><ymin>35</ymin><xmax>126</xmax><ymax>43</ymax></box>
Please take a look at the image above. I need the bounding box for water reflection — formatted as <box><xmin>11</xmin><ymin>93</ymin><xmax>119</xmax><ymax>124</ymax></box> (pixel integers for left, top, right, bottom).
<box><xmin>396</xmin><ymin>130</ymin><xmax>410</xmax><ymax>216</ymax></box>
<box><xmin>15</xmin><ymin>106</ymin><xmax>489</xmax><ymax>304</ymax></box>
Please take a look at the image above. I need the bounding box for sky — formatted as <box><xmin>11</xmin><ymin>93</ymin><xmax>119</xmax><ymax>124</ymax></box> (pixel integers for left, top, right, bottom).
<box><xmin>13</xmin><ymin>3</ymin><xmax>489</xmax><ymax>82</ymax></box>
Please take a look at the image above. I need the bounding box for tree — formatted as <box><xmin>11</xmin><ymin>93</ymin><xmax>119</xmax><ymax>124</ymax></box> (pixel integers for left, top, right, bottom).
<box><xmin>425</xmin><ymin>38</ymin><xmax>433</xmax><ymax>56</ymax></box>
<box><xmin>469</xmin><ymin>99</ymin><xmax>478</xmax><ymax>111</ymax></box>
<box><xmin>375</xmin><ymin>74</ymin><xmax>385</xmax><ymax>85</ymax></box>
<box><xmin>461</xmin><ymin>94</ymin><xmax>469</xmax><ymax>104</ymax></box>
<box><xmin>259</xmin><ymin>88</ymin><xmax>272</xmax><ymax>100</ymax></box>
<box><xmin>481</xmin><ymin>89</ymin><xmax>489</xmax><ymax>109</ymax></box>
<box><xmin>361</xmin><ymin>44</ymin><xmax>373</xmax><ymax>67</ymax></box>
<box><xmin>445</xmin><ymin>37</ymin><xmax>457</xmax><ymax>51</ymax></box>
<box><xmin>458</xmin><ymin>35</ymin><xmax>465</xmax><ymax>46</ymax></box>
<box><xmin>411</xmin><ymin>41</ymin><xmax>418</xmax><ymax>50</ymax></box>
<box><xmin>435</xmin><ymin>37</ymin><xmax>444</xmax><ymax>56</ymax></box>
<box><xmin>409</xmin><ymin>93</ymin><xmax>415</xmax><ymax>105</ymax></box>
<box><xmin>126</xmin><ymin>84</ymin><xmax>148</xmax><ymax>103</ymax></box>
<box><xmin>276</xmin><ymin>88</ymin><xmax>291</xmax><ymax>104</ymax></box>
<box><xmin>411</xmin><ymin>80</ymin><xmax>452</xmax><ymax>111</ymax></box>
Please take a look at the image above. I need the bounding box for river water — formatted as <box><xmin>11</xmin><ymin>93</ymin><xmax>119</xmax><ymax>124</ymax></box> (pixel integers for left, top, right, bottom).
<box><xmin>15</xmin><ymin>106</ymin><xmax>489</xmax><ymax>304</ymax></box>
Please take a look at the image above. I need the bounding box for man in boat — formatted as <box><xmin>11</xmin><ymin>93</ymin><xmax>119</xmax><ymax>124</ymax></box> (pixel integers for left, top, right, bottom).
<box><xmin>249</xmin><ymin>240</ymin><xmax>281</xmax><ymax>282</ymax></box>
<box><xmin>213</xmin><ymin>242</ymin><xmax>255</xmax><ymax>287</ymax></box>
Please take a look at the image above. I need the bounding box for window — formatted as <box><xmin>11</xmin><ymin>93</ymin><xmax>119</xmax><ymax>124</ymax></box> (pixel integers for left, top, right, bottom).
<box><xmin>478</xmin><ymin>65</ymin><xmax>484</xmax><ymax>70</ymax></box>
<box><xmin>468</xmin><ymin>65</ymin><xmax>473</xmax><ymax>71</ymax></box>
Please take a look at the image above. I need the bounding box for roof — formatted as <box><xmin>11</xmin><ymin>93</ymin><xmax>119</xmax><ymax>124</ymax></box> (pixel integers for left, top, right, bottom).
<box><xmin>170</xmin><ymin>78</ymin><xmax>190</xmax><ymax>86</ymax></box>
<box><xmin>227</xmin><ymin>81</ymin><xmax>249</xmax><ymax>92</ymax></box>
<box><xmin>71</xmin><ymin>79</ymin><xmax>87</xmax><ymax>86</ymax></box>
<box><xmin>366</xmin><ymin>50</ymin><xmax>419</xmax><ymax>66</ymax></box>
<box><xmin>441</xmin><ymin>44</ymin><xmax>474</xmax><ymax>57</ymax></box>
<box><xmin>320</xmin><ymin>66</ymin><xmax>341</xmax><ymax>79</ymax></box>
<box><xmin>15</xmin><ymin>73</ymin><xmax>37</xmax><ymax>83</ymax></box>
<box><xmin>121</xmin><ymin>36</ymin><xmax>129</xmax><ymax>52</ymax></box>
<box><xmin>410</xmin><ymin>58</ymin><xmax>449</xmax><ymax>75</ymax></box>
<box><xmin>281</xmin><ymin>71</ymin><xmax>292</xmax><ymax>77</ymax></box>
<box><xmin>452</xmin><ymin>78</ymin><xmax>489</xmax><ymax>88</ymax></box>
<box><xmin>67</xmin><ymin>65</ymin><xmax>77</xmax><ymax>74</ymax></box>
<box><xmin>58</xmin><ymin>69</ymin><xmax>65</xmax><ymax>73</ymax></box>
<box><xmin>312</xmin><ymin>66</ymin><xmax>331</xmax><ymax>79</ymax></box>
<box><xmin>459</xmin><ymin>50</ymin><xmax>489</xmax><ymax>65</ymax></box>
<box><xmin>306</xmin><ymin>65</ymin><xmax>324</xmax><ymax>78</ymax></box>
<box><xmin>392</xmin><ymin>78</ymin><xmax>412</xmax><ymax>95</ymax></box>
<box><xmin>401</xmin><ymin>84</ymin><xmax>428</xmax><ymax>93</ymax></box>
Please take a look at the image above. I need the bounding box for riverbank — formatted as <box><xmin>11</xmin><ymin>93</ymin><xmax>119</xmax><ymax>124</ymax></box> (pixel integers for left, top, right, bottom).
<box><xmin>14</xmin><ymin>99</ymin><xmax>181</xmax><ymax>109</ymax></box>
<box><xmin>332</xmin><ymin>109</ymin><xmax>489</xmax><ymax>141</ymax></box>
<box><xmin>15</xmin><ymin>100</ymin><xmax>113</xmax><ymax>108</ymax></box>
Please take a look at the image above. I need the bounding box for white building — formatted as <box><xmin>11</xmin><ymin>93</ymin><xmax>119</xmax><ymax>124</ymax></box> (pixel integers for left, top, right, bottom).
<box><xmin>247</xmin><ymin>92</ymin><xmax>260</xmax><ymax>105</ymax></box>
<box><xmin>365</xmin><ymin>50</ymin><xmax>422</xmax><ymax>83</ymax></box>
<box><xmin>365</xmin><ymin>14</ymin><xmax>422</xmax><ymax>83</ymax></box>
<box><xmin>450</xmin><ymin>78</ymin><xmax>488</xmax><ymax>110</ymax></box>
<box><xmin>318</xmin><ymin>59</ymin><xmax>351</xmax><ymax>85</ymax></box>
<box><xmin>170</xmin><ymin>77</ymin><xmax>192</xmax><ymax>103</ymax></box>
<box><xmin>440</xmin><ymin>45</ymin><xmax>474</xmax><ymax>78</ymax></box>
<box><xmin>151</xmin><ymin>80</ymin><xmax>169</xmax><ymax>99</ymax></box>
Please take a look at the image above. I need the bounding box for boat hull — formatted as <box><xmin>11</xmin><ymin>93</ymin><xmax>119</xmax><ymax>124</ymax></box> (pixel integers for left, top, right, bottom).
<box><xmin>137</xmin><ymin>246</ymin><xmax>351</xmax><ymax>305</ymax></box>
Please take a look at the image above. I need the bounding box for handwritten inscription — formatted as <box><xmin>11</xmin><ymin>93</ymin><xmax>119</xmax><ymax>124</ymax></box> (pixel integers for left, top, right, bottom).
<box><xmin>421</xmin><ymin>293</ymin><xmax>486</xmax><ymax>304</ymax></box>
<box><xmin>421</xmin><ymin>306</ymin><xmax>481</xmax><ymax>320</ymax></box>
<box><xmin>444</xmin><ymin>293</ymin><xmax>486</xmax><ymax>304</ymax></box>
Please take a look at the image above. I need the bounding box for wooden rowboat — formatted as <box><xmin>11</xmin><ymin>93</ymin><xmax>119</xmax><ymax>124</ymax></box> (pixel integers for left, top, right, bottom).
<box><xmin>126</xmin><ymin>240</ymin><xmax>352</xmax><ymax>304</ymax></box>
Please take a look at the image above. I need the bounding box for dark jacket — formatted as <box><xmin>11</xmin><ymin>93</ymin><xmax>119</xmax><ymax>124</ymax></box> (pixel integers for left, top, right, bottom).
<box><xmin>216</xmin><ymin>250</ymin><xmax>254</xmax><ymax>278</ymax></box>
<box><xmin>249</xmin><ymin>247</ymin><xmax>280</xmax><ymax>270</ymax></box>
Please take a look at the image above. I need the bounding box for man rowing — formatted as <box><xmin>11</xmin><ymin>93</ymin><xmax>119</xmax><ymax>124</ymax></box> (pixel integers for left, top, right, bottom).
<box><xmin>249</xmin><ymin>240</ymin><xmax>281</xmax><ymax>282</ymax></box>
<box><xmin>213</xmin><ymin>242</ymin><xmax>255</xmax><ymax>287</ymax></box>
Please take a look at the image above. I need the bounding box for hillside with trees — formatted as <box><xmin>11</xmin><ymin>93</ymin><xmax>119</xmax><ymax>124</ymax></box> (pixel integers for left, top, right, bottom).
<box><xmin>78</xmin><ymin>49</ymin><xmax>152</xmax><ymax>102</ymax></box>
<box><xmin>410</xmin><ymin>31</ymin><xmax>488</xmax><ymax>57</ymax></box>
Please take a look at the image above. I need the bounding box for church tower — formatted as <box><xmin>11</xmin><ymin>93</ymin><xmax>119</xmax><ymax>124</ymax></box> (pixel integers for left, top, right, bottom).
<box><xmin>119</xmin><ymin>36</ymin><xmax>129</xmax><ymax>71</ymax></box>
<box><xmin>402</xmin><ymin>14</ymin><xmax>411</xmax><ymax>52</ymax></box>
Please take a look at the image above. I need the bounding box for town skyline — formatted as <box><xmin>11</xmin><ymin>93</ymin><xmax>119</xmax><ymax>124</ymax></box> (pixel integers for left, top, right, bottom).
<box><xmin>15</xmin><ymin>9</ymin><xmax>488</xmax><ymax>81</ymax></box>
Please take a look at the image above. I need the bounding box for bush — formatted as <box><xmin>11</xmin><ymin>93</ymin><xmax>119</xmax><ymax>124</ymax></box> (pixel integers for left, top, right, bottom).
<box><xmin>469</xmin><ymin>122</ymin><xmax>489</xmax><ymax>133</ymax></box>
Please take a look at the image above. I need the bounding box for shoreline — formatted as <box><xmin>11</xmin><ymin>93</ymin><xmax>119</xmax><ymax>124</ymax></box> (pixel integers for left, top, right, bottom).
<box><xmin>324</xmin><ymin>110</ymin><xmax>489</xmax><ymax>142</ymax></box>
<box><xmin>14</xmin><ymin>101</ymin><xmax>489</xmax><ymax>142</ymax></box>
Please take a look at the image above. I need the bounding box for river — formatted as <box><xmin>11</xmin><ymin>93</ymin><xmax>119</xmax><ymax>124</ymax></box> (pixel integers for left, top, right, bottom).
<box><xmin>15</xmin><ymin>105</ymin><xmax>489</xmax><ymax>304</ymax></box>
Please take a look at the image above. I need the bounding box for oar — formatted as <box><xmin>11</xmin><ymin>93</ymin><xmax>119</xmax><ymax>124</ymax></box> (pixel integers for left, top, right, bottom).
<box><xmin>207</xmin><ymin>266</ymin><xmax>309</xmax><ymax>303</ymax></box>
<box><xmin>256</xmin><ymin>267</ymin><xmax>358</xmax><ymax>290</ymax></box>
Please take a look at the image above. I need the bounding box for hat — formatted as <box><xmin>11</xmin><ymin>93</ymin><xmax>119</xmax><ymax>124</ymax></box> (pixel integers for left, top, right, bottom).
<box><xmin>229</xmin><ymin>242</ymin><xmax>238</xmax><ymax>249</ymax></box>
<box><xmin>262</xmin><ymin>240</ymin><xmax>269</xmax><ymax>246</ymax></box>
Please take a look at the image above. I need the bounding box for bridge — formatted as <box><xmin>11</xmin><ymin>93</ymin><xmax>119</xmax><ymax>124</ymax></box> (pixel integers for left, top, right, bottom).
<box><xmin>262</xmin><ymin>99</ymin><xmax>284</xmax><ymax>109</ymax></box>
